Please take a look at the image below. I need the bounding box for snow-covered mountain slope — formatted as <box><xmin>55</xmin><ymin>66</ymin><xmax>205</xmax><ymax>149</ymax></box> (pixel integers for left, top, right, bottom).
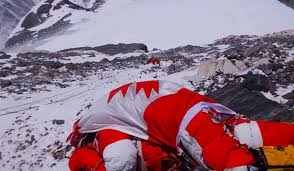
<box><xmin>0</xmin><ymin>32</ymin><xmax>293</xmax><ymax>170</ymax></box>
<box><xmin>0</xmin><ymin>0</ymin><xmax>41</xmax><ymax>49</ymax></box>
<box><xmin>5</xmin><ymin>0</ymin><xmax>294</xmax><ymax>52</ymax></box>
<box><xmin>279</xmin><ymin>0</ymin><xmax>294</xmax><ymax>9</ymax></box>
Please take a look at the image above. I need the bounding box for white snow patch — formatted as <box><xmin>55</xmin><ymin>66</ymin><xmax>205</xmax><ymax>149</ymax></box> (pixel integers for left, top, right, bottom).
<box><xmin>34</xmin><ymin>0</ymin><xmax>294</xmax><ymax>51</ymax></box>
<box><xmin>262</xmin><ymin>84</ymin><xmax>294</xmax><ymax>104</ymax></box>
<box><xmin>286</xmin><ymin>49</ymin><xmax>294</xmax><ymax>62</ymax></box>
<box><xmin>252</xmin><ymin>69</ymin><xmax>267</xmax><ymax>76</ymax></box>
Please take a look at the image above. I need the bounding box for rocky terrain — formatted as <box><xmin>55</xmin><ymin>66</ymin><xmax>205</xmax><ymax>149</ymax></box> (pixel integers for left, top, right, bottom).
<box><xmin>0</xmin><ymin>1</ymin><xmax>294</xmax><ymax>169</ymax></box>
<box><xmin>0</xmin><ymin>0</ymin><xmax>40</xmax><ymax>48</ymax></box>
<box><xmin>4</xmin><ymin>0</ymin><xmax>294</xmax><ymax>53</ymax></box>
<box><xmin>279</xmin><ymin>0</ymin><xmax>294</xmax><ymax>9</ymax></box>
<box><xmin>0</xmin><ymin>32</ymin><xmax>294</xmax><ymax>170</ymax></box>
<box><xmin>4</xmin><ymin>0</ymin><xmax>105</xmax><ymax>49</ymax></box>
<box><xmin>1</xmin><ymin>32</ymin><xmax>294</xmax><ymax>117</ymax></box>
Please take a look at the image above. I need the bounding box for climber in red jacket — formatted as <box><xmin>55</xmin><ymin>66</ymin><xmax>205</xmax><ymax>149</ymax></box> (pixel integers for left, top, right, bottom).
<box><xmin>67</xmin><ymin>80</ymin><xmax>294</xmax><ymax>171</ymax></box>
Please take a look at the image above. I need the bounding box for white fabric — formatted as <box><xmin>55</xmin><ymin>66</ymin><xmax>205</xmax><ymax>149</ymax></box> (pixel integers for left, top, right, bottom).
<box><xmin>225</xmin><ymin>166</ymin><xmax>258</xmax><ymax>171</ymax></box>
<box><xmin>176</xmin><ymin>101</ymin><xmax>236</xmax><ymax>145</ymax></box>
<box><xmin>224</xmin><ymin>166</ymin><xmax>249</xmax><ymax>171</ymax></box>
<box><xmin>136</xmin><ymin>140</ymin><xmax>147</xmax><ymax>171</ymax></box>
<box><xmin>180</xmin><ymin>131</ymin><xmax>209</xmax><ymax>170</ymax></box>
<box><xmin>234</xmin><ymin>121</ymin><xmax>263</xmax><ymax>148</ymax></box>
<box><xmin>103</xmin><ymin>139</ymin><xmax>137</xmax><ymax>171</ymax></box>
<box><xmin>78</xmin><ymin>80</ymin><xmax>182</xmax><ymax>140</ymax></box>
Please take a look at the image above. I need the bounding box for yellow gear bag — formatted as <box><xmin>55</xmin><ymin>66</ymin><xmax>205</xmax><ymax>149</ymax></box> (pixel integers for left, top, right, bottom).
<box><xmin>260</xmin><ymin>145</ymin><xmax>294</xmax><ymax>171</ymax></box>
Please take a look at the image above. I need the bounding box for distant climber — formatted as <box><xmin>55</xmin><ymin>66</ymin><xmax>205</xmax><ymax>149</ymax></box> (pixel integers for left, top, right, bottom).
<box><xmin>67</xmin><ymin>80</ymin><xmax>294</xmax><ymax>171</ymax></box>
<box><xmin>147</xmin><ymin>56</ymin><xmax>160</xmax><ymax>65</ymax></box>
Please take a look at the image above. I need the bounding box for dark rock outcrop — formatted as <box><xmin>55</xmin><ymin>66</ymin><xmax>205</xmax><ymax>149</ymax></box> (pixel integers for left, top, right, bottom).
<box><xmin>208</xmin><ymin>75</ymin><xmax>294</xmax><ymax>121</ymax></box>
<box><xmin>0</xmin><ymin>0</ymin><xmax>40</xmax><ymax>48</ymax></box>
<box><xmin>240</xmin><ymin>73</ymin><xmax>271</xmax><ymax>92</ymax></box>
<box><xmin>0</xmin><ymin>51</ymin><xmax>11</xmax><ymax>59</ymax></box>
<box><xmin>58</xmin><ymin>43</ymin><xmax>148</xmax><ymax>55</ymax></box>
<box><xmin>5</xmin><ymin>0</ymin><xmax>105</xmax><ymax>49</ymax></box>
<box><xmin>6</xmin><ymin>14</ymin><xmax>72</xmax><ymax>48</ymax></box>
<box><xmin>283</xmin><ymin>91</ymin><xmax>294</xmax><ymax>100</ymax></box>
<box><xmin>21</xmin><ymin>12</ymin><xmax>41</xmax><ymax>29</ymax></box>
<box><xmin>93</xmin><ymin>43</ymin><xmax>148</xmax><ymax>55</ymax></box>
<box><xmin>278</xmin><ymin>0</ymin><xmax>294</xmax><ymax>10</ymax></box>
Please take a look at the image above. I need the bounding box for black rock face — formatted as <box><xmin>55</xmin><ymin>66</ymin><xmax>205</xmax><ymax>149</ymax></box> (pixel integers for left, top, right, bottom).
<box><xmin>93</xmin><ymin>43</ymin><xmax>148</xmax><ymax>55</ymax></box>
<box><xmin>240</xmin><ymin>73</ymin><xmax>271</xmax><ymax>92</ymax></box>
<box><xmin>59</xmin><ymin>43</ymin><xmax>148</xmax><ymax>55</ymax></box>
<box><xmin>0</xmin><ymin>51</ymin><xmax>11</xmax><ymax>59</ymax></box>
<box><xmin>4</xmin><ymin>0</ymin><xmax>106</xmax><ymax>49</ymax></box>
<box><xmin>21</xmin><ymin>12</ymin><xmax>42</xmax><ymax>29</ymax></box>
<box><xmin>37</xmin><ymin>4</ymin><xmax>52</xmax><ymax>21</ymax></box>
<box><xmin>208</xmin><ymin>75</ymin><xmax>294</xmax><ymax>121</ymax></box>
<box><xmin>283</xmin><ymin>91</ymin><xmax>294</xmax><ymax>100</ymax></box>
<box><xmin>278</xmin><ymin>0</ymin><xmax>294</xmax><ymax>9</ymax></box>
<box><xmin>0</xmin><ymin>0</ymin><xmax>40</xmax><ymax>48</ymax></box>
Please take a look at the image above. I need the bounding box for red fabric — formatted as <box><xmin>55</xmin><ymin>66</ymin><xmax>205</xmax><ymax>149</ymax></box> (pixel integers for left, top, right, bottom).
<box><xmin>96</xmin><ymin>129</ymin><xmax>131</xmax><ymax>153</ymax></box>
<box><xmin>66</xmin><ymin>119</ymin><xmax>86</xmax><ymax>148</ymax></box>
<box><xmin>257</xmin><ymin>121</ymin><xmax>294</xmax><ymax>146</ymax></box>
<box><xmin>186</xmin><ymin>111</ymin><xmax>254</xmax><ymax>170</ymax></box>
<box><xmin>141</xmin><ymin>141</ymin><xmax>166</xmax><ymax>171</ymax></box>
<box><xmin>136</xmin><ymin>80</ymin><xmax>159</xmax><ymax>98</ymax></box>
<box><xmin>147</xmin><ymin>58</ymin><xmax>160</xmax><ymax>65</ymax></box>
<box><xmin>96</xmin><ymin>129</ymin><xmax>177</xmax><ymax>170</ymax></box>
<box><xmin>144</xmin><ymin>88</ymin><xmax>215</xmax><ymax>149</ymax></box>
<box><xmin>108</xmin><ymin>83</ymin><xmax>132</xmax><ymax>103</ymax></box>
<box><xmin>225</xmin><ymin>148</ymin><xmax>254</xmax><ymax>169</ymax></box>
<box><xmin>69</xmin><ymin>147</ymin><xmax>106</xmax><ymax>171</ymax></box>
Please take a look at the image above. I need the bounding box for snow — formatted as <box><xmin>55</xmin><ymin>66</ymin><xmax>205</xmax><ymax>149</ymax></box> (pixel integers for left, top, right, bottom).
<box><xmin>251</xmin><ymin>69</ymin><xmax>267</xmax><ymax>76</ymax></box>
<box><xmin>1</xmin><ymin>0</ymin><xmax>294</xmax><ymax>169</ymax></box>
<box><xmin>55</xmin><ymin>51</ymin><xmax>144</xmax><ymax>64</ymax></box>
<box><xmin>286</xmin><ymin>49</ymin><xmax>294</xmax><ymax>62</ymax></box>
<box><xmin>262</xmin><ymin>84</ymin><xmax>294</xmax><ymax>104</ymax></box>
<box><xmin>69</xmin><ymin>0</ymin><xmax>97</xmax><ymax>9</ymax></box>
<box><xmin>34</xmin><ymin>0</ymin><xmax>294</xmax><ymax>51</ymax></box>
<box><xmin>0</xmin><ymin>53</ymin><xmax>199</xmax><ymax>170</ymax></box>
<box><xmin>8</xmin><ymin>0</ymin><xmax>50</xmax><ymax>38</ymax></box>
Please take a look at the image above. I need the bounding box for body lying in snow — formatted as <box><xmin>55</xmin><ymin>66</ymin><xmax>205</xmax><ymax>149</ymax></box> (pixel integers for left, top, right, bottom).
<box><xmin>67</xmin><ymin>80</ymin><xmax>294</xmax><ymax>171</ymax></box>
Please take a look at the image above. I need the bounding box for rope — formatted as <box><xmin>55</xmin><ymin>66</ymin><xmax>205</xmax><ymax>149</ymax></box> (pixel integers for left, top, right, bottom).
<box><xmin>0</xmin><ymin>106</ymin><xmax>39</xmax><ymax>116</ymax></box>
<box><xmin>0</xmin><ymin>78</ymin><xmax>112</xmax><ymax>117</ymax></box>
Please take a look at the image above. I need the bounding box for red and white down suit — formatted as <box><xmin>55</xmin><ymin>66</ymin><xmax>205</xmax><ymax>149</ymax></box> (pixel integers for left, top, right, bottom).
<box><xmin>70</xmin><ymin>80</ymin><xmax>294</xmax><ymax>171</ymax></box>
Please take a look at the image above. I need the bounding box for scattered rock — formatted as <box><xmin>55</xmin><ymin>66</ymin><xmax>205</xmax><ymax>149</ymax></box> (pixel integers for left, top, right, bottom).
<box><xmin>0</xmin><ymin>52</ymin><xmax>11</xmax><ymax>59</ymax></box>
<box><xmin>240</xmin><ymin>73</ymin><xmax>271</xmax><ymax>92</ymax></box>
<box><xmin>282</xmin><ymin>91</ymin><xmax>294</xmax><ymax>100</ymax></box>
<box><xmin>50</xmin><ymin>163</ymin><xmax>57</xmax><ymax>167</ymax></box>
<box><xmin>64</xmin><ymin>145</ymin><xmax>72</xmax><ymax>153</ymax></box>
<box><xmin>52</xmin><ymin>150</ymin><xmax>65</xmax><ymax>160</ymax></box>
<box><xmin>244</xmin><ymin>46</ymin><xmax>261</xmax><ymax>57</ymax></box>
<box><xmin>25</xmin><ymin>135</ymin><xmax>36</xmax><ymax>145</ymax></box>
<box><xmin>208</xmin><ymin>82</ymin><xmax>294</xmax><ymax>121</ymax></box>
<box><xmin>52</xmin><ymin>119</ymin><xmax>65</xmax><ymax>125</ymax></box>
<box><xmin>0</xmin><ymin>80</ymin><xmax>13</xmax><ymax>88</ymax></box>
<box><xmin>286</xmin><ymin>99</ymin><xmax>294</xmax><ymax>106</ymax></box>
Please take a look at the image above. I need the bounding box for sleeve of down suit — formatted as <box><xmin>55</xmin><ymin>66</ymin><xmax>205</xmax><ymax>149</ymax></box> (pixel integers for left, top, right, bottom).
<box><xmin>180</xmin><ymin>111</ymin><xmax>255</xmax><ymax>171</ymax></box>
<box><xmin>96</xmin><ymin>129</ymin><xmax>138</xmax><ymax>171</ymax></box>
